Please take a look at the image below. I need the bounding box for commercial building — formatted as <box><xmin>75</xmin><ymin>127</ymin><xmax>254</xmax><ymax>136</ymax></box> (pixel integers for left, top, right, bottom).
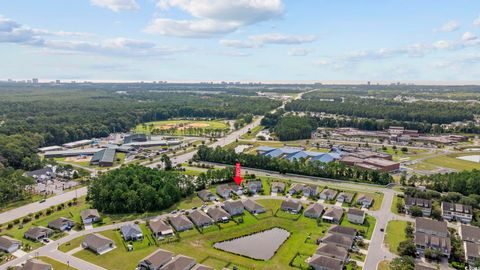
<box><xmin>90</xmin><ymin>148</ymin><xmax>116</xmax><ymax>167</ymax></box>
<box><xmin>62</xmin><ymin>139</ymin><xmax>92</xmax><ymax>148</ymax></box>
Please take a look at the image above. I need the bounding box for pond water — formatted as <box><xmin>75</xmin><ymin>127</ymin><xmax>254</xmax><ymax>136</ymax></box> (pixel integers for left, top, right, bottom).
<box><xmin>457</xmin><ymin>155</ymin><xmax>480</xmax><ymax>163</ymax></box>
<box><xmin>213</xmin><ymin>228</ymin><xmax>290</xmax><ymax>260</ymax></box>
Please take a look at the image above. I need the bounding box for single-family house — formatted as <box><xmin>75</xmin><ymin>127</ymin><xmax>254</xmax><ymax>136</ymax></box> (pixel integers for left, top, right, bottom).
<box><xmin>82</xmin><ymin>233</ymin><xmax>114</xmax><ymax>254</ymax></box>
<box><xmin>441</xmin><ymin>202</ymin><xmax>473</xmax><ymax>223</ymax></box>
<box><xmin>271</xmin><ymin>182</ymin><xmax>286</xmax><ymax>193</ymax></box>
<box><xmin>245</xmin><ymin>180</ymin><xmax>263</xmax><ymax>194</ymax></box>
<box><xmin>328</xmin><ymin>226</ymin><xmax>357</xmax><ymax>239</ymax></box>
<box><xmin>149</xmin><ymin>219</ymin><xmax>174</xmax><ymax>238</ymax></box>
<box><xmin>308</xmin><ymin>255</ymin><xmax>343</xmax><ymax>270</ymax></box>
<box><xmin>16</xmin><ymin>259</ymin><xmax>52</xmax><ymax>270</ymax></box>
<box><xmin>48</xmin><ymin>217</ymin><xmax>75</xmax><ymax>231</ymax></box>
<box><xmin>24</xmin><ymin>227</ymin><xmax>53</xmax><ymax>242</ymax></box>
<box><xmin>80</xmin><ymin>209</ymin><xmax>101</xmax><ymax>224</ymax></box>
<box><xmin>315</xmin><ymin>243</ymin><xmax>349</xmax><ymax>261</ymax></box>
<box><xmin>356</xmin><ymin>194</ymin><xmax>374</xmax><ymax>208</ymax></box>
<box><xmin>405</xmin><ymin>197</ymin><xmax>432</xmax><ymax>217</ymax></box>
<box><xmin>322</xmin><ymin>208</ymin><xmax>344</xmax><ymax>224</ymax></box>
<box><xmin>137</xmin><ymin>249</ymin><xmax>174</xmax><ymax>270</ymax></box>
<box><xmin>347</xmin><ymin>208</ymin><xmax>365</xmax><ymax>224</ymax></box>
<box><xmin>319</xmin><ymin>189</ymin><xmax>338</xmax><ymax>201</ymax></box>
<box><xmin>280</xmin><ymin>199</ymin><xmax>303</xmax><ymax>213</ymax></box>
<box><xmin>0</xmin><ymin>235</ymin><xmax>21</xmax><ymax>253</ymax></box>
<box><xmin>318</xmin><ymin>234</ymin><xmax>354</xmax><ymax>250</ymax></box>
<box><xmin>288</xmin><ymin>183</ymin><xmax>304</xmax><ymax>195</ymax></box>
<box><xmin>216</xmin><ymin>184</ymin><xmax>231</xmax><ymax>199</ymax></box>
<box><xmin>121</xmin><ymin>224</ymin><xmax>144</xmax><ymax>241</ymax></box>
<box><xmin>207</xmin><ymin>207</ymin><xmax>231</xmax><ymax>223</ymax></box>
<box><xmin>303</xmin><ymin>185</ymin><xmax>318</xmax><ymax>197</ymax></box>
<box><xmin>197</xmin><ymin>190</ymin><xmax>217</xmax><ymax>202</ymax></box>
<box><xmin>336</xmin><ymin>192</ymin><xmax>355</xmax><ymax>204</ymax></box>
<box><xmin>243</xmin><ymin>199</ymin><xmax>265</xmax><ymax>214</ymax></box>
<box><xmin>191</xmin><ymin>265</ymin><xmax>214</xmax><ymax>270</ymax></box>
<box><xmin>304</xmin><ymin>203</ymin><xmax>325</xmax><ymax>219</ymax></box>
<box><xmin>160</xmin><ymin>255</ymin><xmax>196</xmax><ymax>270</ymax></box>
<box><xmin>188</xmin><ymin>210</ymin><xmax>214</xmax><ymax>228</ymax></box>
<box><xmin>169</xmin><ymin>215</ymin><xmax>194</xmax><ymax>232</ymax></box>
<box><xmin>222</xmin><ymin>200</ymin><xmax>244</xmax><ymax>216</ymax></box>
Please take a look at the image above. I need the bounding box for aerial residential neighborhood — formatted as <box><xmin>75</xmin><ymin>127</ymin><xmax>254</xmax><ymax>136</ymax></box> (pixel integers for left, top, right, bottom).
<box><xmin>2</xmin><ymin>1</ymin><xmax>480</xmax><ymax>270</ymax></box>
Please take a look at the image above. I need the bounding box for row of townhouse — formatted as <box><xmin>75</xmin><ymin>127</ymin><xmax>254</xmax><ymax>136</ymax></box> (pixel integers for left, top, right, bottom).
<box><xmin>405</xmin><ymin>196</ymin><xmax>473</xmax><ymax>223</ymax></box>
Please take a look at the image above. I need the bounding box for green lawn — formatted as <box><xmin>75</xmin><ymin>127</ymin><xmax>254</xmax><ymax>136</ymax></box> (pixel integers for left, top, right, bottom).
<box><xmin>423</xmin><ymin>152</ymin><xmax>480</xmax><ymax>171</ymax></box>
<box><xmin>135</xmin><ymin>120</ymin><xmax>230</xmax><ymax>136</ymax></box>
<box><xmin>0</xmin><ymin>197</ymin><xmax>90</xmax><ymax>251</ymax></box>
<box><xmin>59</xmin><ymin>234</ymin><xmax>85</xmax><ymax>253</ymax></box>
<box><xmin>378</xmin><ymin>260</ymin><xmax>390</xmax><ymax>270</ymax></box>
<box><xmin>340</xmin><ymin>215</ymin><xmax>376</xmax><ymax>240</ymax></box>
<box><xmin>391</xmin><ymin>195</ymin><xmax>403</xmax><ymax>215</ymax></box>
<box><xmin>380</xmin><ymin>147</ymin><xmax>431</xmax><ymax>162</ymax></box>
<box><xmin>240</xmin><ymin>125</ymin><xmax>264</xmax><ymax>139</ymax></box>
<box><xmin>72</xmin><ymin>199</ymin><xmax>331</xmax><ymax>270</ymax></box>
<box><xmin>37</xmin><ymin>256</ymin><xmax>78</xmax><ymax>270</ymax></box>
<box><xmin>384</xmin><ymin>220</ymin><xmax>408</xmax><ymax>254</ymax></box>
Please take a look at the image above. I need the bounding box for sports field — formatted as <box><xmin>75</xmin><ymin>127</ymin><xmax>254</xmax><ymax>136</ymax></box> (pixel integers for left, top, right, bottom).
<box><xmin>135</xmin><ymin>120</ymin><xmax>230</xmax><ymax>136</ymax></box>
<box><xmin>423</xmin><ymin>152</ymin><xmax>480</xmax><ymax>171</ymax></box>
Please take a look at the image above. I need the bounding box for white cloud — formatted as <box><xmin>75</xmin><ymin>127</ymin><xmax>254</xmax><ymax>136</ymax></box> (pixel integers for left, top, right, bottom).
<box><xmin>220</xmin><ymin>33</ymin><xmax>317</xmax><ymax>48</ymax></box>
<box><xmin>462</xmin><ymin>31</ymin><xmax>477</xmax><ymax>41</ymax></box>
<box><xmin>474</xmin><ymin>15</ymin><xmax>480</xmax><ymax>27</ymax></box>
<box><xmin>146</xmin><ymin>0</ymin><xmax>284</xmax><ymax>38</ymax></box>
<box><xmin>144</xmin><ymin>18</ymin><xmax>240</xmax><ymax>38</ymax></box>
<box><xmin>250</xmin><ymin>33</ymin><xmax>316</xmax><ymax>44</ymax></box>
<box><xmin>0</xmin><ymin>16</ymin><xmax>184</xmax><ymax>57</ymax></box>
<box><xmin>90</xmin><ymin>0</ymin><xmax>139</xmax><ymax>12</ymax></box>
<box><xmin>434</xmin><ymin>20</ymin><xmax>460</xmax><ymax>32</ymax></box>
<box><xmin>288</xmin><ymin>47</ymin><xmax>313</xmax><ymax>56</ymax></box>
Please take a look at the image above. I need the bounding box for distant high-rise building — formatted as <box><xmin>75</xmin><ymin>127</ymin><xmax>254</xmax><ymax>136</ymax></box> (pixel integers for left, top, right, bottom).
<box><xmin>367</xmin><ymin>81</ymin><xmax>371</xmax><ymax>85</ymax></box>
<box><xmin>32</xmin><ymin>78</ymin><xmax>39</xmax><ymax>84</ymax></box>
<box><xmin>56</xmin><ymin>80</ymin><xmax>61</xmax><ymax>84</ymax></box>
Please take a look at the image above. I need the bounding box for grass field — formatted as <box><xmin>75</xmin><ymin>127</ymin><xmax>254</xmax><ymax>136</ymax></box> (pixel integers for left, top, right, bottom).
<box><xmin>380</xmin><ymin>147</ymin><xmax>432</xmax><ymax>162</ymax></box>
<box><xmin>378</xmin><ymin>260</ymin><xmax>390</xmax><ymax>270</ymax></box>
<box><xmin>384</xmin><ymin>220</ymin><xmax>408</xmax><ymax>254</ymax></box>
<box><xmin>37</xmin><ymin>256</ymin><xmax>78</xmax><ymax>270</ymax></box>
<box><xmin>135</xmin><ymin>120</ymin><xmax>230</xmax><ymax>136</ymax></box>
<box><xmin>240</xmin><ymin>125</ymin><xmax>264</xmax><ymax>139</ymax></box>
<box><xmin>423</xmin><ymin>152</ymin><xmax>480</xmax><ymax>171</ymax></box>
<box><xmin>71</xmin><ymin>199</ymin><xmax>331</xmax><ymax>270</ymax></box>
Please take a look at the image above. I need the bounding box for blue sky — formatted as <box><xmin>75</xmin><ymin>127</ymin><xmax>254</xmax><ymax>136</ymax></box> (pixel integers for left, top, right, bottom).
<box><xmin>1</xmin><ymin>0</ymin><xmax>480</xmax><ymax>82</ymax></box>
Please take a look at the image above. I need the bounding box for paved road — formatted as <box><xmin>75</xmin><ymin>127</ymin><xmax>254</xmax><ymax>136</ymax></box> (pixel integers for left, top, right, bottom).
<box><xmin>148</xmin><ymin>116</ymin><xmax>264</xmax><ymax>168</ymax></box>
<box><xmin>0</xmin><ymin>187</ymin><xmax>87</xmax><ymax>225</ymax></box>
<box><xmin>363</xmin><ymin>188</ymin><xmax>398</xmax><ymax>270</ymax></box>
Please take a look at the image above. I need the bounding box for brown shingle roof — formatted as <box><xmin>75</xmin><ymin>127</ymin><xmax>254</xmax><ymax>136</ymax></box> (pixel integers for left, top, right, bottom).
<box><xmin>140</xmin><ymin>249</ymin><xmax>174</xmax><ymax>269</ymax></box>
<box><xmin>416</xmin><ymin>217</ymin><xmax>448</xmax><ymax>236</ymax></box>
<box><xmin>309</xmin><ymin>255</ymin><xmax>343</xmax><ymax>270</ymax></box>
<box><xmin>83</xmin><ymin>233</ymin><xmax>113</xmax><ymax>250</ymax></box>
<box><xmin>161</xmin><ymin>255</ymin><xmax>196</xmax><ymax>270</ymax></box>
<box><xmin>461</xmin><ymin>225</ymin><xmax>480</xmax><ymax>243</ymax></box>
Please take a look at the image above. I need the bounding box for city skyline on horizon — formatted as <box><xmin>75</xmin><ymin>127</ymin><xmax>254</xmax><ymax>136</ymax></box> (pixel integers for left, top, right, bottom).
<box><xmin>1</xmin><ymin>0</ymin><xmax>480</xmax><ymax>82</ymax></box>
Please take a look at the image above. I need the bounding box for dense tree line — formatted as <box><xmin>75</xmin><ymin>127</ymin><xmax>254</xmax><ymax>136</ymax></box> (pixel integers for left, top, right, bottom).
<box><xmin>285</xmin><ymin>98</ymin><xmax>479</xmax><ymax>125</ymax></box>
<box><xmin>88</xmin><ymin>165</ymin><xmax>195</xmax><ymax>213</ymax></box>
<box><xmin>411</xmin><ymin>170</ymin><xmax>480</xmax><ymax>197</ymax></box>
<box><xmin>274</xmin><ymin>115</ymin><xmax>317</xmax><ymax>141</ymax></box>
<box><xmin>194</xmin><ymin>146</ymin><xmax>392</xmax><ymax>185</ymax></box>
<box><xmin>0</xmin><ymin>133</ymin><xmax>45</xmax><ymax>170</ymax></box>
<box><xmin>195</xmin><ymin>167</ymin><xmax>235</xmax><ymax>190</ymax></box>
<box><xmin>0</xmin><ymin>87</ymin><xmax>280</xmax><ymax>169</ymax></box>
<box><xmin>0</xmin><ymin>166</ymin><xmax>34</xmax><ymax>207</ymax></box>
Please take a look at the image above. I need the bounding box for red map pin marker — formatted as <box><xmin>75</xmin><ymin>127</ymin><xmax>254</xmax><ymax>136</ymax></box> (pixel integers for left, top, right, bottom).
<box><xmin>234</xmin><ymin>162</ymin><xmax>243</xmax><ymax>185</ymax></box>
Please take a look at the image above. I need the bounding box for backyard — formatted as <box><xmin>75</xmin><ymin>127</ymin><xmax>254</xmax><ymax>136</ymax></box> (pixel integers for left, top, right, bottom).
<box><xmin>67</xmin><ymin>199</ymin><xmax>332</xmax><ymax>270</ymax></box>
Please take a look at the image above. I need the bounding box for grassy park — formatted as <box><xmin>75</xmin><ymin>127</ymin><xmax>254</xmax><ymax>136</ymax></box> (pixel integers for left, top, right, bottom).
<box><xmin>423</xmin><ymin>152</ymin><xmax>480</xmax><ymax>171</ymax></box>
<box><xmin>135</xmin><ymin>120</ymin><xmax>230</xmax><ymax>136</ymax></box>
<box><xmin>384</xmin><ymin>220</ymin><xmax>408</xmax><ymax>254</ymax></box>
